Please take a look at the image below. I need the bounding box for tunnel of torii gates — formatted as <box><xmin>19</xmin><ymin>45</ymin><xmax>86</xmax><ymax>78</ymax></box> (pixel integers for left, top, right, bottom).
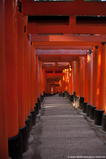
<box><xmin>1</xmin><ymin>0</ymin><xmax>106</xmax><ymax>158</ymax></box>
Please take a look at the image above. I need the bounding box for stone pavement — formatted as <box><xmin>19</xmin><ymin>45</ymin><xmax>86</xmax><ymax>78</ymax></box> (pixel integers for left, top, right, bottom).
<box><xmin>24</xmin><ymin>94</ymin><xmax>106</xmax><ymax>159</ymax></box>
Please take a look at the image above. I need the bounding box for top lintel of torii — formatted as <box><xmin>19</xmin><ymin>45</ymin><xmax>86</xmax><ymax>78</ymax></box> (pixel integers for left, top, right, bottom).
<box><xmin>23</xmin><ymin>0</ymin><xmax>106</xmax><ymax>16</ymax></box>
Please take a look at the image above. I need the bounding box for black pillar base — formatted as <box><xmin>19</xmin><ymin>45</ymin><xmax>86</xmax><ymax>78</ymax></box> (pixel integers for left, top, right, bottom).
<box><xmin>37</xmin><ymin>97</ymin><xmax>41</xmax><ymax>110</ymax></box>
<box><xmin>25</xmin><ymin>118</ymin><xmax>30</xmax><ymax>138</ymax></box>
<box><xmin>8</xmin><ymin>131</ymin><xmax>22</xmax><ymax>159</ymax></box>
<box><xmin>83</xmin><ymin>102</ymin><xmax>87</xmax><ymax>113</ymax></box>
<box><xmin>86</xmin><ymin>104</ymin><xmax>91</xmax><ymax>117</ymax></box>
<box><xmin>75</xmin><ymin>96</ymin><xmax>80</xmax><ymax>108</ymax></box>
<box><xmin>63</xmin><ymin>93</ymin><xmax>65</xmax><ymax>97</ymax></box>
<box><xmin>94</xmin><ymin>109</ymin><xmax>104</xmax><ymax>125</ymax></box>
<box><xmin>80</xmin><ymin>97</ymin><xmax>84</xmax><ymax>110</ymax></box>
<box><xmin>30</xmin><ymin>109</ymin><xmax>36</xmax><ymax>126</ymax></box>
<box><xmin>89</xmin><ymin>105</ymin><xmax>96</xmax><ymax>120</ymax></box>
<box><xmin>28</xmin><ymin>114</ymin><xmax>32</xmax><ymax>131</ymax></box>
<box><xmin>102</xmin><ymin>113</ymin><xmax>106</xmax><ymax>131</ymax></box>
<box><xmin>70</xmin><ymin>95</ymin><xmax>73</xmax><ymax>102</ymax></box>
<box><xmin>73</xmin><ymin>91</ymin><xmax>76</xmax><ymax>103</ymax></box>
<box><xmin>35</xmin><ymin>103</ymin><xmax>39</xmax><ymax>114</ymax></box>
<box><xmin>19</xmin><ymin>125</ymin><xmax>28</xmax><ymax>153</ymax></box>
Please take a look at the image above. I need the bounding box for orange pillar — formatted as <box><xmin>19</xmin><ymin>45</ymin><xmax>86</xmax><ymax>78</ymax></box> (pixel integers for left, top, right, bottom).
<box><xmin>75</xmin><ymin>60</ymin><xmax>80</xmax><ymax>107</ymax></box>
<box><xmin>5</xmin><ymin>0</ymin><xmax>22</xmax><ymax>158</ymax></box>
<box><xmin>72</xmin><ymin>61</ymin><xmax>76</xmax><ymax>94</ymax></box>
<box><xmin>83</xmin><ymin>57</ymin><xmax>88</xmax><ymax>113</ymax></box>
<box><xmin>94</xmin><ymin>43</ymin><xmax>106</xmax><ymax>125</ymax></box>
<box><xmin>0</xmin><ymin>1</ymin><xmax>8</xmax><ymax>158</ymax></box>
<box><xmin>34</xmin><ymin>50</ymin><xmax>37</xmax><ymax>103</ymax></box>
<box><xmin>69</xmin><ymin>64</ymin><xmax>73</xmax><ymax>102</ymax></box>
<box><xmin>90</xmin><ymin>46</ymin><xmax>98</xmax><ymax>120</ymax></box>
<box><xmin>31</xmin><ymin>44</ymin><xmax>35</xmax><ymax>111</ymax></box>
<box><xmin>62</xmin><ymin>71</ymin><xmax>65</xmax><ymax>97</ymax></box>
<box><xmin>79</xmin><ymin>57</ymin><xmax>85</xmax><ymax>109</ymax></box>
<box><xmin>27</xmin><ymin>34</ymin><xmax>31</xmax><ymax>116</ymax></box>
<box><xmin>72</xmin><ymin>61</ymin><xmax>76</xmax><ymax>104</ymax></box>
<box><xmin>43</xmin><ymin>69</ymin><xmax>46</xmax><ymax>95</ymax></box>
<box><xmin>76</xmin><ymin>60</ymin><xmax>80</xmax><ymax>98</ymax></box>
<box><xmin>102</xmin><ymin>44</ymin><xmax>106</xmax><ymax>131</ymax></box>
<box><xmin>5</xmin><ymin>0</ymin><xmax>18</xmax><ymax>139</ymax></box>
<box><xmin>24</xmin><ymin>16</ymin><xmax>28</xmax><ymax>120</ymax></box>
<box><xmin>17</xmin><ymin>2</ymin><xmax>25</xmax><ymax>129</ymax></box>
<box><xmin>86</xmin><ymin>52</ymin><xmax>92</xmax><ymax>117</ymax></box>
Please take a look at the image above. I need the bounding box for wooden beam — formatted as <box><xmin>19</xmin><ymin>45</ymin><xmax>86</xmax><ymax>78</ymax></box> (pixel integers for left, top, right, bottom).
<box><xmin>43</xmin><ymin>65</ymin><xmax>69</xmax><ymax>70</ymax></box>
<box><xmin>35</xmin><ymin>46</ymin><xmax>93</xmax><ymax>50</ymax></box>
<box><xmin>45</xmin><ymin>73</ymin><xmax>63</xmax><ymax>77</ymax></box>
<box><xmin>39</xmin><ymin>56</ymin><xmax>80</xmax><ymax>62</ymax></box>
<box><xmin>36</xmin><ymin>49</ymin><xmax>87</xmax><ymax>55</ymax></box>
<box><xmin>27</xmin><ymin>24</ymin><xmax>106</xmax><ymax>34</ymax></box>
<box><xmin>31</xmin><ymin>34</ymin><xmax>106</xmax><ymax>42</ymax></box>
<box><xmin>23</xmin><ymin>2</ymin><xmax>106</xmax><ymax>16</ymax></box>
<box><xmin>33</xmin><ymin>41</ymin><xmax>99</xmax><ymax>46</ymax></box>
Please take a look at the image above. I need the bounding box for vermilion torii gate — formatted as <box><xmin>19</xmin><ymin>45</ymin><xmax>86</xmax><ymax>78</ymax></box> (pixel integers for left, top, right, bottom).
<box><xmin>0</xmin><ymin>0</ymin><xmax>106</xmax><ymax>158</ymax></box>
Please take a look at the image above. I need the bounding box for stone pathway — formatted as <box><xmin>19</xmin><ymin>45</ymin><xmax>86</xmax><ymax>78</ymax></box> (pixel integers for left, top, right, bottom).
<box><xmin>26</xmin><ymin>94</ymin><xmax>106</xmax><ymax>159</ymax></box>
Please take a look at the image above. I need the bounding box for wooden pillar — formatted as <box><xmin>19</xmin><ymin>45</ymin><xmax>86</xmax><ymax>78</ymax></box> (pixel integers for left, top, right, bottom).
<box><xmin>83</xmin><ymin>57</ymin><xmax>88</xmax><ymax>113</ymax></box>
<box><xmin>79</xmin><ymin>57</ymin><xmax>85</xmax><ymax>110</ymax></box>
<box><xmin>94</xmin><ymin>43</ymin><xmax>106</xmax><ymax>125</ymax></box>
<box><xmin>80</xmin><ymin>57</ymin><xmax>85</xmax><ymax>98</ymax></box>
<box><xmin>71</xmin><ymin>61</ymin><xmax>76</xmax><ymax>104</ymax></box>
<box><xmin>31</xmin><ymin>44</ymin><xmax>35</xmax><ymax>110</ymax></box>
<box><xmin>86</xmin><ymin>52</ymin><xmax>92</xmax><ymax>117</ymax></box>
<box><xmin>89</xmin><ymin>46</ymin><xmax>98</xmax><ymax>120</ymax></box>
<box><xmin>34</xmin><ymin>50</ymin><xmax>37</xmax><ymax>103</ymax></box>
<box><xmin>75</xmin><ymin>60</ymin><xmax>80</xmax><ymax>107</ymax></box>
<box><xmin>0</xmin><ymin>1</ymin><xmax>8</xmax><ymax>158</ymax></box>
<box><xmin>76</xmin><ymin>60</ymin><xmax>80</xmax><ymax>98</ymax></box>
<box><xmin>102</xmin><ymin>44</ymin><xmax>106</xmax><ymax>131</ymax></box>
<box><xmin>72</xmin><ymin>61</ymin><xmax>76</xmax><ymax>94</ymax></box>
<box><xmin>27</xmin><ymin>34</ymin><xmax>31</xmax><ymax>115</ymax></box>
<box><xmin>24</xmin><ymin>16</ymin><xmax>28</xmax><ymax>120</ymax></box>
<box><xmin>5</xmin><ymin>1</ymin><xmax>22</xmax><ymax>158</ymax></box>
<box><xmin>69</xmin><ymin>65</ymin><xmax>72</xmax><ymax>95</ymax></box>
<box><xmin>17</xmin><ymin>2</ymin><xmax>25</xmax><ymax>129</ymax></box>
<box><xmin>5</xmin><ymin>0</ymin><xmax>18</xmax><ymax>139</ymax></box>
<box><xmin>43</xmin><ymin>69</ymin><xmax>46</xmax><ymax>94</ymax></box>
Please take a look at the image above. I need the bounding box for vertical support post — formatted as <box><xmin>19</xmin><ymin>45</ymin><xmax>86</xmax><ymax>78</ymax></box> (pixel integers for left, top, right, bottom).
<box><xmin>17</xmin><ymin>5</ymin><xmax>28</xmax><ymax>153</ymax></box>
<box><xmin>5</xmin><ymin>0</ymin><xmax>18</xmax><ymax>139</ymax></box>
<box><xmin>76</xmin><ymin>60</ymin><xmax>80</xmax><ymax>107</ymax></box>
<box><xmin>5</xmin><ymin>0</ymin><xmax>22</xmax><ymax>158</ymax></box>
<box><xmin>89</xmin><ymin>46</ymin><xmax>98</xmax><ymax>120</ymax></box>
<box><xmin>27</xmin><ymin>34</ymin><xmax>31</xmax><ymax>115</ymax></box>
<box><xmin>102</xmin><ymin>44</ymin><xmax>106</xmax><ymax>131</ymax></box>
<box><xmin>24</xmin><ymin>16</ymin><xmax>28</xmax><ymax>120</ymax></box>
<box><xmin>86</xmin><ymin>52</ymin><xmax>92</xmax><ymax>117</ymax></box>
<box><xmin>79</xmin><ymin>57</ymin><xmax>84</xmax><ymax>110</ymax></box>
<box><xmin>83</xmin><ymin>57</ymin><xmax>88</xmax><ymax>113</ymax></box>
<box><xmin>62</xmin><ymin>72</ymin><xmax>65</xmax><ymax>97</ymax></box>
<box><xmin>31</xmin><ymin>44</ymin><xmax>35</xmax><ymax>110</ymax></box>
<box><xmin>17</xmin><ymin>1</ymin><xmax>25</xmax><ymax>129</ymax></box>
<box><xmin>0</xmin><ymin>1</ymin><xmax>8</xmax><ymax>158</ymax></box>
<box><xmin>72</xmin><ymin>61</ymin><xmax>76</xmax><ymax>105</ymax></box>
<box><xmin>94</xmin><ymin>43</ymin><xmax>106</xmax><ymax>125</ymax></box>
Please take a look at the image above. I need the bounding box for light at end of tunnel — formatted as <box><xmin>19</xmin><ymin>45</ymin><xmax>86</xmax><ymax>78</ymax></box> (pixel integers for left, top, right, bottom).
<box><xmin>63</xmin><ymin>76</ymin><xmax>65</xmax><ymax>81</ymax></box>
<box><xmin>69</xmin><ymin>68</ymin><xmax>72</xmax><ymax>71</ymax></box>
<box><xmin>69</xmin><ymin>73</ymin><xmax>71</xmax><ymax>76</ymax></box>
<box><xmin>73</xmin><ymin>103</ymin><xmax>76</xmax><ymax>107</ymax></box>
<box><xmin>87</xmin><ymin>54</ymin><xmax>91</xmax><ymax>62</ymax></box>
